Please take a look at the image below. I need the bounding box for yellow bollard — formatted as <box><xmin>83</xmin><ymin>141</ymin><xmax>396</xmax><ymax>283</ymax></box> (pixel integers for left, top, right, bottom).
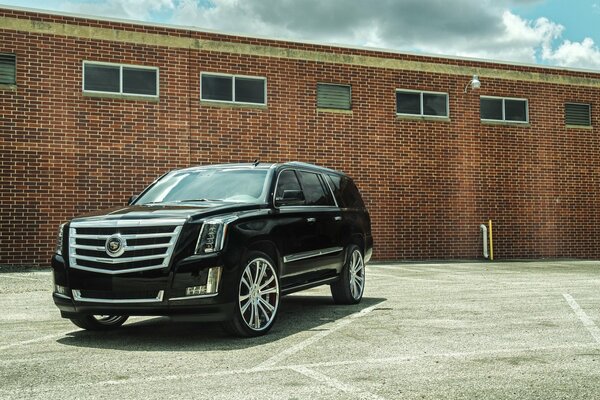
<box><xmin>488</xmin><ymin>219</ymin><xmax>494</xmax><ymax>261</ymax></box>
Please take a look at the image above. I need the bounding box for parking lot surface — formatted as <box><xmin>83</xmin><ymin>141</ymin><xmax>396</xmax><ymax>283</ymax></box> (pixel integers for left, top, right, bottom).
<box><xmin>1</xmin><ymin>261</ymin><xmax>599</xmax><ymax>399</ymax></box>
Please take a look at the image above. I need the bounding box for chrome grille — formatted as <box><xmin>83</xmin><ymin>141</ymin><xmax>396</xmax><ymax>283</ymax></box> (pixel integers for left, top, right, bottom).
<box><xmin>68</xmin><ymin>218</ymin><xmax>186</xmax><ymax>274</ymax></box>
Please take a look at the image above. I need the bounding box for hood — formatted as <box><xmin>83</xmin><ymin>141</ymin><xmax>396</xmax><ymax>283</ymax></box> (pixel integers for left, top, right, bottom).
<box><xmin>71</xmin><ymin>201</ymin><xmax>266</xmax><ymax>223</ymax></box>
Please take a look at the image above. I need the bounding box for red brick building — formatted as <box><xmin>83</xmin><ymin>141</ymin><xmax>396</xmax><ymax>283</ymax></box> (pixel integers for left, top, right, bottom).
<box><xmin>1</xmin><ymin>7</ymin><xmax>600</xmax><ymax>267</ymax></box>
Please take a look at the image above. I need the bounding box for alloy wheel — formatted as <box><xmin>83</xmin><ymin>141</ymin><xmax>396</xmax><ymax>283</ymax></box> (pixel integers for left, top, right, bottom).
<box><xmin>348</xmin><ymin>249</ymin><xmax>365</xmax><ymax>300</ymax></box>
<box><xmin>238</xmin><ymin>257</ymin><xmax>280</xmax><ymax>331</ymax></box>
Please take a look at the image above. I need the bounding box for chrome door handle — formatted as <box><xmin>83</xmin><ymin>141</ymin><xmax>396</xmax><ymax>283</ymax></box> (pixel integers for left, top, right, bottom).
<box><xmin>306</xmin><ymin>217</ymin><xmax>316</xmax><ymax>223</ymax></box>
<box><xmin>334</xmin><ymin>216</ymin><xmax>342</xmax><ymax>221</ymax></box>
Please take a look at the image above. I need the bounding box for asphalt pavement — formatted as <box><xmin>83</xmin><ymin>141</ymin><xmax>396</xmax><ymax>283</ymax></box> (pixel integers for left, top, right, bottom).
<box><xmin>1</xmin><ymin>261</ymin><xmax>599</xmax><ymax>399</ymax></box>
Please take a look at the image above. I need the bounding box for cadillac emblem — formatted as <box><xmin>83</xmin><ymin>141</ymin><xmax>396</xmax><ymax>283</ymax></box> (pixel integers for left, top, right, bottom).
<box><xmin>105</xmin><ymin>234</ymin><xmax>126</xmax><ymax>257</ymax></box>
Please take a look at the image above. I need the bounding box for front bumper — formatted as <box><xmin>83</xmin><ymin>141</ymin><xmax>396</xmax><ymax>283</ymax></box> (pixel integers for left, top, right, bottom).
<box><xmin>51</xmin><ymin>253</ymin><xmax>238</xmax><ymax>321</ymax></box>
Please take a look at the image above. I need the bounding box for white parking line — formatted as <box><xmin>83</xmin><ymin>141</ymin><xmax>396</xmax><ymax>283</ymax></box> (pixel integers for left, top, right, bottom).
<box><xmin>0</xmin><ymin>331</ymin><xmax>75</xmax><ymax>352</ymax></box>
<box><xmin>0</xmin><ymin>274</ymin><xmax>46</xmax><ymax>282</ymax></box>
<box><xmin>256</xmin><ymin>302</ymin><xmax>383</xmax><ymax>368</ymax></box>
<box><xmin>563</xmin><ymin>293</ymin><xmax>600</xmax><ymax>343</ymax></box>
<box><xmin>290</xmin><ymin>365</ymin><xmax>387</xmax><ymax>400</ymax></box>
<box><xmin>2</xmin><ymin>342</ymin><xmax>597</xmax><ymax>396</ymax></box>
<box><xmin>368</xmin><ymin>273</ymin><xmax>452</xmax><ymax>283</ymax></box>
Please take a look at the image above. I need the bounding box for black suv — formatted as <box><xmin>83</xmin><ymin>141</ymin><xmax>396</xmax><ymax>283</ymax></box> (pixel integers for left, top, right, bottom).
<box><xmin>52</xmin><ymin>162</ymin><xmax>373</xmax><ymax>337</ymax></box>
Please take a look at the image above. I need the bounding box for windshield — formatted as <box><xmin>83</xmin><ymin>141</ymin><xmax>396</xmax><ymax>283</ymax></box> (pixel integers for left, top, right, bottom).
<box><xmin>135</xmin><ymin>168</ymin><xmax>271</xmax><ymax>205</ymax></box>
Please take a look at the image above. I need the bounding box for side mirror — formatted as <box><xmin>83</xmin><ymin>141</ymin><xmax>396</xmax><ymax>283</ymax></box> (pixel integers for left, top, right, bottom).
<box><xmin>276</xmin><ymin>190</ymin><xmax>305</xmax><ymax>206</ymax></box>
<box><xmin>128</xmin><ymin>195</ymin><xmax>138</xmax><ymax>205</ymax></box>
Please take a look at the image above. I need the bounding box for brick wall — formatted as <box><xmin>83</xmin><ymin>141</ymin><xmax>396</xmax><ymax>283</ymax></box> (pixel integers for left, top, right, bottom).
<box><xmin>1</xmin><ymin>8</ymin><xmax>600</xmax><ymax>266</ymax></box>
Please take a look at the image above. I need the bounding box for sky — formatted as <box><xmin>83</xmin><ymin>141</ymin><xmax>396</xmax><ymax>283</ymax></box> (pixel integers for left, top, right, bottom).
<box><xmin>1</xmin><ymin>0</ymin><xmax>599</xmax><ymax>70</ymax></box>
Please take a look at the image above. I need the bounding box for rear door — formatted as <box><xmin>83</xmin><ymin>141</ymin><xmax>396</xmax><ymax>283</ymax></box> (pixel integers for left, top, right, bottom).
<box><xmin>273</xmin><ymin>169</ymin><xmax>343</xmax><ymax>288</ymax></box>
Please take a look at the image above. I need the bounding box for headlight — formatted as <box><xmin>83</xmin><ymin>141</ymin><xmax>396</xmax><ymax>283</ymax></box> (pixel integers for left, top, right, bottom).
<box><xmin>195</xmin><ymin>216</ymin><xmax>237</xmax><ymax>254</ymax></box>
<box><xmin>55</xmin><ymin>223</ymin><xmax>67</xmax><ymax>255</ymax></box>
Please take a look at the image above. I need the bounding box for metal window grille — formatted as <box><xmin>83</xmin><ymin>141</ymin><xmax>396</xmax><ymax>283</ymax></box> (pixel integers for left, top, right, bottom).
<box><xmin>317</xmin><ymin>83</ymin><xmax>351</xmax><ymax>110</ymax></box>
<box><xmin>0</xmin><ymin>53</ymin><xmax>16</xmax><ymax>85</ymax></box>
<box><xmin>565</xmin><ymin>103</ymin><xmax>591</xmax><ymax>126</ymax></box>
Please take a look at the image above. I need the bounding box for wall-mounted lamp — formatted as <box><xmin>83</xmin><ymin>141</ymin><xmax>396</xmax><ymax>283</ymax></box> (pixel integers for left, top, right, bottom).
<box><xmin>464</xmin><ymin>75</ymin><xmax>481</xmax><ymax>93</ymax></box>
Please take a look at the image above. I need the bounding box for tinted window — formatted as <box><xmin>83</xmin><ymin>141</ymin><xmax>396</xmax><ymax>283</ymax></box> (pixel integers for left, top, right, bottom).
<box><xmin>136</xmin><ymin>169</ymin><xmax>269</xmax><ymax>204</ymax></box>
<box><xmin>123</xmin><ymin>67</ymin><xmax>157</xmax><ymax>96</ymax></box>
<box><xmin>297</xmin><ymin>171</ymin><xmax>334</xmax><ymax>206</ymax></box>
<box><xmin>84</xmin><ymin>64</ymin><xmax>120</xmax><ymax>93</ymax></box>
<box><xmin>275</xmin><ymin>170</ymin><xmax>302</xmax><ymax>200</ymax></box>
<box><xmin>480</xmin><ymin>98</ymin><xmax>503</xmax><ymax>120</ymax></box>
<box><xmin>423</xmin><ymin>93</ymin><xmax>447</xmax><ymax>116</ymax></box>
<box><xmin>505</xmin><ymin>99</ymin><xmax>527</xmax><ymax>122</ymax></box>
<box><xmin>202</xmin><ymin>74</ymin><xmax>233</xmax><ymax>101</ymax></box>
<box><xmin>235</xmin><ymin>77</ymin><xmax>265</xmax><ymax>104</ymax></box>
<box><xmin>396</xmin><ymin>92</ymin><xmax>420</xmax><ymax>114</ymax></box>
<box><xmin>328</xmin><ymin>174</ymin><xmax>364</xmax><ymax>208</ymax></box>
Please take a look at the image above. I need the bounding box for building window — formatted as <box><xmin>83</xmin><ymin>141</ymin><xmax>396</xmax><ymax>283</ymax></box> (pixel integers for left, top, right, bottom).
<box><xmin>0</xmin><ymin>53</ymin><xmax>16</xmax><ymax>85</ymax></box>
<box><xmin>565</xmin><ymin>103</ymin><xmax>591</xmax><ymax>127</ymax></box>
<box><xmin>201</xmin><ymin>73</ymin><xmax>266</xmax><ymax>105</ymax></box>
<box><xmin>82</xmin><ymin>61</ymin><xmax>159</xmax><ymax>97</ymax></box>
<box><xmin>317</xmin><ymin>83</ymin><xmax>351</xmax><ymax>110</ymax></box>
<box><xmin>480</xmin><ymin>96</ymin><xmax>528</xmax><ymax>123</ymax></box>
<box><xmin>396</xmin><ymin>90</ymin><xmax>449</xmax><ymax>117</ymax></box>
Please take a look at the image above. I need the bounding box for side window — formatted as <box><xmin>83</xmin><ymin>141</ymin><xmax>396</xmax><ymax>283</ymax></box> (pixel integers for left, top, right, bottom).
<box><xmin>297</xmin><ymin>171</ymin><xmax>334</xmax><ymax>206</ymax></box>
<box><xmin>327</xmin><ymin>174</ymin><xmax>364</xmax><ymax>208</ymax></box>
<box><xmin>275</xmin><ymin>170</ymin><xmax>302</xmax><ymax>200</ymax></box>
<box><xmin>327</xmin><ymin>174</ymin><xmax>343</xmax><ymax>205</ymax></box>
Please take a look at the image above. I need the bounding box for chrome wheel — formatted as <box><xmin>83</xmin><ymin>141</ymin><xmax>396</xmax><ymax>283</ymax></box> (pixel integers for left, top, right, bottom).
<box><xmin>330</xmin><ymin>245</ymin><xmax>365</xmax><ymax>304</ymax></box>
<box><xmin>238</xmin><ymin>257</ymin><xmax>280</xmax><ymax>331</ymax></box>
<box><xmin>349</xmin><ymin>249</ymin><xmax>365</xmax><ymax>300</ymax></box>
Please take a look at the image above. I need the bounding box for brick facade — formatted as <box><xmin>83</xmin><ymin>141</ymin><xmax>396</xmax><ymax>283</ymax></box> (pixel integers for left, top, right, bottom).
<box><xmin>1</xmin><ymin>7</ymin><xmax>600</xmax><ymax>267</ymax></box>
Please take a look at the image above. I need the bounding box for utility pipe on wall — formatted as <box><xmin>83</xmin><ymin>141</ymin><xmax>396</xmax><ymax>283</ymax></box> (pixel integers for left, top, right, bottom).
<box><xmin>488</xmin><ymin>219</ymin><xmax>494</xmax><ymax>261</ymax></box>
<box><xmin>480</xmin><ymin>224</ymin><xmax>489</xmax><ymax>259</ymax></box>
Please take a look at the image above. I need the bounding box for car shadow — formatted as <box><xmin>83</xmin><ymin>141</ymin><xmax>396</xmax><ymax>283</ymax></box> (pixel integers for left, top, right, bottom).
<box><xmin>55</xmin><ymin>295</ymin><xmax>387</xmax><ymax>351</ymax></box>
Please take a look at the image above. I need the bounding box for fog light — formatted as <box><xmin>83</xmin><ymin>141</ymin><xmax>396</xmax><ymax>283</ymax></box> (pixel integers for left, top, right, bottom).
<box><xmin>186</xmin><ymin>285</ymin><xmax>207</xmax><ymax>296</ymax></box>
<box><xmin>185</xmin><ymin>267</ymin><xmax>222</xmax><ymax>297</ymax></box>
<box><xmin>54</xmin><ymin>284</ymin><xmax>69</xmax><ymax>296</ymax></box>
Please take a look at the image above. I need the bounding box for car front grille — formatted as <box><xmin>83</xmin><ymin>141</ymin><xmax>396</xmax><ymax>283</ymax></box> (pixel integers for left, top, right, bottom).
<box><xmin>68</xmin><ymin>218</ymin><xmax>186</xmax><ymax>274</ymax></box>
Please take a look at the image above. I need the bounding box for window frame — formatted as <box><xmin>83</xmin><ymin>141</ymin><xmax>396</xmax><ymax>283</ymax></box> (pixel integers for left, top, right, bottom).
<box><xmin>316</xmin><ymin>82</ymin><xmax>352</xmax><ymax>110</ymax></box>
<box><xmin>480</xmin><ymin>95</ymin><xmax>529</xmax><ymax>124</ymax></box>
<box><xmin>395</xmin><ymin>89</ymin><xmax>450</xmax><ymax>118</ymax></box>
<box><xmin>82</xmin><ymin>61</ymin><xmax>160</xmax><ymax>98</ymax></box>
<box><xmin>564</xmin><ymin>102</ymin><xmax>592</xmax><ymax>127</ymax></box>
<box><xmin>200</xmin><ymin>72</ymin><xmax>267</xmax><ymax>106</ymax></box>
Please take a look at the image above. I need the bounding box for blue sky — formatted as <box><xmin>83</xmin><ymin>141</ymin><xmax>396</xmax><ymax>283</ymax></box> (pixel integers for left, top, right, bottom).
<box><xmin>1</xmin><ymin>0</ymin><xmax>599</xmax><ymax>69</ymax></box>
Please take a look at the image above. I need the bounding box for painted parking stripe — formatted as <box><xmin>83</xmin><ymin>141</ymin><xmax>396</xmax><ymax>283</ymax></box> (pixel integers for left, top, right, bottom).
<box><xmin>0</xmin><ymin>274</ymin><xmax>46</xmax><ymax>282</ymax></box>
<box><xmin>290</xmin><ymin>365</ymin><xmax>387</xmax><ymax>400</ymax></box>
<box><xmin>256</xmin><ymin>302</ymin><xmax>383</xmax><ymax>369</ymax></box>
<box><xmin>563</xmin><ymin>293</ymin><xmax>600</xmax><ymax>343</ymax></box>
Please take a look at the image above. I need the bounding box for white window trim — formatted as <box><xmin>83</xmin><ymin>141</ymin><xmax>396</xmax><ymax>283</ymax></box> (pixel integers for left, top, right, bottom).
<box><xmin>396</xmin><ymin>89</ymin><xmax>449</xmax><ymax>118</ymax></box>
<box><xmin>480</xmin><ymin>95</ymin><xmax>529</xmax><ymax>123</ymax></box>
<box><xmin>82</xmin><ymin>61</ymin><xmax>159</xmax><ymax>98</ymax></box>
<box><xmin>200</xmin><ymin>72</ymin><xmax>267</xmax><ymax>106</ymax></box>
<box><xmin>317</xmin><ymin>82</ymin><xmax>352</xmax><ymax>110</ymax></box>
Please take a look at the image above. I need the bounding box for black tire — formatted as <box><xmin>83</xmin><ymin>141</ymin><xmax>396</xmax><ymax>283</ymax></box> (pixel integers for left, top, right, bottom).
<box><xmin>331</xmin><ymin>244</ymin><xmax>365</xmax><ymax>305</ymax></box>
<box><xmin>222</xmin><ymin>251</ymin><xmax>280</xmax><ymax>337</ymax></box>
<box><xmin>69</xmin><ymin>315</ymin><xmax>129</xmax><ymax>331</ymax></box>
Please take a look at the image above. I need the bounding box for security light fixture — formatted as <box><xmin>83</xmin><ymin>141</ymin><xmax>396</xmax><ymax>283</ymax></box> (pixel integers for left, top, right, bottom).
<box><xmin>464</xmin><ymin>75</ymin><xmax>481</xmax><ymax>93</ymax></box>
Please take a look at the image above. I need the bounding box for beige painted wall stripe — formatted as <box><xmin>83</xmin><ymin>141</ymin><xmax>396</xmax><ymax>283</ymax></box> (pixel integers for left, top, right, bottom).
<box><xmin>2</xmin><ymin>15</ymin><xmax>600</xmax><ymax>88</ymax></box>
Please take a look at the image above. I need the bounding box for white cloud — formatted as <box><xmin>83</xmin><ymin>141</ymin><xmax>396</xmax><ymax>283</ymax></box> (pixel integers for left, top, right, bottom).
<box><xmin>53</xmin><ymin>0</ymin><xmax>600</xmax><ymax>70</ymax></box>
<box><xmin>543</xmin><ymin>38</ymin><xmax>600</xmax><ymax>69</ymax></box>
<box><xmin>59</xmin><ymin>0</ymin><xmax>175</xmax><ymax>20</ymax></box>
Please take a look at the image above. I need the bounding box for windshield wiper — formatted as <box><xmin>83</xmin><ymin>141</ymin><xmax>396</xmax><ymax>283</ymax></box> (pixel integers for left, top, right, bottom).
<box><xmin>173</xmin><ymin>198</ymin><xmax>222</xmax><ymax>203</ymax></box>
